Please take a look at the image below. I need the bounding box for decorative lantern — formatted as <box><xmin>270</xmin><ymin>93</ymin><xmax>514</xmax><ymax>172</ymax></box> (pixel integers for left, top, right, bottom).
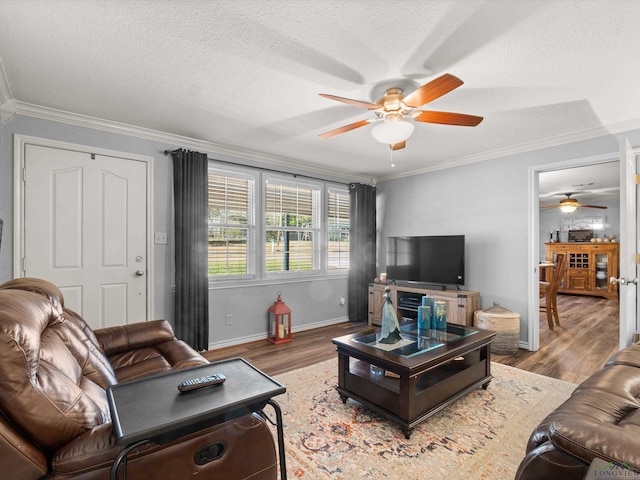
<box><xmin>267</xmin><ymin>292</ymin><xmax>292</xmax><ymax>344</ymax></box>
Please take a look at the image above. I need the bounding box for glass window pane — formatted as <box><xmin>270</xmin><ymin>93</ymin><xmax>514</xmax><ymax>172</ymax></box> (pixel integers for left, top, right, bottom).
<box><xmin>209</xmin><ymin>174</ymin><xmax>249</xmax><ymax>226</ymax></box>
<box><xmin>208</xmin><ymin>170</ymin><xmax>254</xmax><ymax>277</ymax></box>
<box><xmin>208</xmin><ymin>229</ymin><xmax>248</xmax><ymax>275</ymax></box>
<box><xmin>264</xmin><ymin>179</ymin><xmax>320</xmax><ymax>274</ymax></box>
<box><xmin>328</xmin><ymin>189</ymin><xmax>350</xmax><ymax>271</ymax></box>
<box><xmin>265</xmin><ymin>229</ymin><xmax>314</xmax><ymax>272</ymax></box>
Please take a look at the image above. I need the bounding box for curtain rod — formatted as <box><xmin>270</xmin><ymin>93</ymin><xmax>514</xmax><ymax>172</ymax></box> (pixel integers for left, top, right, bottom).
<box><xmin>163</xmin><ymin>149</ymin><xmax>350</xmax><ymax>186</ymax></box>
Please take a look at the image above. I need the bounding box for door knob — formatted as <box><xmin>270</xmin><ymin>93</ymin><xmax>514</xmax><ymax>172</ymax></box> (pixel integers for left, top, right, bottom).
<box><xmin>135</xmin><ymin>270</ymin><xmax>145</xmax><ymax>277</ymax></box>
<box><xmin>610</xmin><ymin>277</ymin><xmax>639</xmax><ymax>286</ymax></box>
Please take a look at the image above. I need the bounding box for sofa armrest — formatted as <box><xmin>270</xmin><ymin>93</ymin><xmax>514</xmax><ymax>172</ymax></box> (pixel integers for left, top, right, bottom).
<box><xmin>94</xmin><ymin>320</ymin><xmax>177</xmax><ymax>356</ymax></box>
<box><xmin>550</xmin><ymin>418</ymin><xmax>640</xmax><ymax>472</ymax></box>
<box><xmin>515</xmin><ymin>440</ymin><xmax>589</xmax><ymax>480</ymax></box>
<box><xmin>606</xmin><ymin>343</ymin><xmax>640</xmax><ymax>368</ymax></box>
<box><xmin>95</xmin><ymin>320</ymin><xmax>209</xmax><ymax>382</ymax></box>
<box><xmin>0</xmin><ymin>409</ymin><xmax>48</xmax><ymax>480</ymax></box>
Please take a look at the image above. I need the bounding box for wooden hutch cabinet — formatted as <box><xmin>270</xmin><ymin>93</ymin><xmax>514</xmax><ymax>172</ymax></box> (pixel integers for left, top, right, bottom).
<box><xmin>545</xmin><ymin>242</ymin><xmax>619</xmax><ymax>300</ymax></box>
<box><xmin>368</xmin><ymin>283</ymin><xmax>480</xmax><ymax>327</ymax></box>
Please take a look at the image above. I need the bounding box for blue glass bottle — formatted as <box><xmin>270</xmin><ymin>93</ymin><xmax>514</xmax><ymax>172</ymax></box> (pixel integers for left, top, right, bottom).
<box><xmin>418</xmin><ymin>305</ymin><xmax>432</xmax><ymax>331</ymax></box>
<box><xmin>417</xmin><ymin>296</ymin><xmax>425</xmax><ymax>329</ymax></box>
<box><xmin>418</xmin><ymin>296</ymin><xmax>435</xmax><ymax>330</ymax></box>
<box><xmin>434</xmin><ymin>301</ymin><xmax>447</xmax><ymax>331</ymax></box>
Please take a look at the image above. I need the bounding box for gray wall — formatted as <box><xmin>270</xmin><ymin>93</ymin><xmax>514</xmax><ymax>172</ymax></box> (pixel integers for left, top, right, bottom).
<box><xmin>0</xmin><ymin>115</ymin><xmax>349</xmax><ymax>349</ymax></box>
<box><xmin>3</xmin><ymin>113</ymin><xmax>639</xmax><ymax>349</ymax></box>
<box><xmin>376</xmin><ymin>131</ymin><xmax>639</xmax><ymax>345</ymax></box>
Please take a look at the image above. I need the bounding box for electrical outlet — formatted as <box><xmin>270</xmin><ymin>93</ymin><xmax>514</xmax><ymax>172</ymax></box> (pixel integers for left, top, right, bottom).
<box><xmin>339</xmin><ymin>297</ymin><xmax>345</xmax><ymax>306</ymax></box>
<box><xmin>154</xmin><ymin>232</ymin><xmax>168</xmax><ymax>245</ymax></box>
<box><xmin>225</xmin><ymin>314</ymin><xmax>232</xmax><ymax>326</ymax></box>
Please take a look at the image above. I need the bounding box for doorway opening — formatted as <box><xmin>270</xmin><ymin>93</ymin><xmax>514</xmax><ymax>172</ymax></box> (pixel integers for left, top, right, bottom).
<box><xmin>528</xmin><ymin>154</ymin><xmax>620</xmax><ymax>354</ymax></box>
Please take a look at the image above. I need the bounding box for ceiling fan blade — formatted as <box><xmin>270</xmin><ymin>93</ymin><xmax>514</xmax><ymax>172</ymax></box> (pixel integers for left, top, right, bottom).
<box><xmin>403</xmin><ymin>73</ymin><xmax>464</xmax><ymax>107</ymax></box>
<box><xmin>540</xmin><ymin>205</ymin><xmax>560</xmax><ymax>209</ymax></box>
<box><xmin>319</xmin><ymin>119</ymin><xmax>371</xmax><ymax>139</ymax></box>
<box><xmin>416</xmin><ymin>110</ymin><xmax>483</xmax><ymax>126</ymax></box>
<box><xmin>389</xmin><ymin>141</ymin><xmax>406</xmax><ymax>151</ymax></box>
<box><xmin>579</xmin><ymin>204</ymin><xmax>608</xmax><ymax>209</ymax></box>
<box><xmin>318</xmin><ymin>93</ymin><xmax>378</xmax><ymax>110</ymax></box>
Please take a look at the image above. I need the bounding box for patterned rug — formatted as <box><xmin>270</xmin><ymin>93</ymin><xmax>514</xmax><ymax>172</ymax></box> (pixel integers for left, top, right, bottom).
<box><xmin>269</xmin><ymin>359</ymin><xmax>576</xmax><ymax>480</ymax></box>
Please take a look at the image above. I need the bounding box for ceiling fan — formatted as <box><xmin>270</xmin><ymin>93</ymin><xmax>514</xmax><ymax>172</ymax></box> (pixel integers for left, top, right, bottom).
<box><xmin>541</xmin><ymin>193</ymin><xmax>608</xmax><ymax>213</ymax></box>
<box><xmin>318</xmin><ymin>73</ymin><xmax>483</xmax><ymax>151</ymax></box>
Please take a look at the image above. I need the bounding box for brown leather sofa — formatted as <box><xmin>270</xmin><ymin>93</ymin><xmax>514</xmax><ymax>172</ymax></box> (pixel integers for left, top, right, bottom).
<box><xmin>0</xmin><ymin>278</ymin><xmax>278</xmax><ymax>480</ymax></box>
<box><xmin>515</xmin><ymin>343</ymin><xmax>640</xmax><ymax>479</ymax></box>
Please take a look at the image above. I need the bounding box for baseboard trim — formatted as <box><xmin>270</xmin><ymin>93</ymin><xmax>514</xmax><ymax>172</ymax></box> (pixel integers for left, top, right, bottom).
<box><xmin>207</xmin><ymin>316</ymin><xmax>349</xmax><ymax>351</ymax></box>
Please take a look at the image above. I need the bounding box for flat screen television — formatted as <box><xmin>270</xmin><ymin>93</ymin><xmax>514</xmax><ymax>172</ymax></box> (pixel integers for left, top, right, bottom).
<box><xmin>385</xmin><ymin>235</ymin><xmax>465</xmax><ymax>286</ymax></box>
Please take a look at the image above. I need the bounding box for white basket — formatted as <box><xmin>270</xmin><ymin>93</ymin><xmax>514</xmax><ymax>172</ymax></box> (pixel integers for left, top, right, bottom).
<box><xmin>474</xmin><ymin>303</ymin><xmax>520</xmax><ymax>355</ymax></box>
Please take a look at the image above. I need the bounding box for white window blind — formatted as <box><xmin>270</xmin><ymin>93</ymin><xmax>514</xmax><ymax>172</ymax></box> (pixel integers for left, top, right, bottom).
<box><xmin>265</xmin><ymin>179</ymin><xmax>320</xmax><ymax>273</ymax></box>
<box><xmin>208</xmin><ymin>170</ymin><xmax>255</xmax><ymax>277</ymax></box>
<box><xmin>327</xmin><ymin>188</ymin><xmax>350</xmax><ymax>270</ymax></box>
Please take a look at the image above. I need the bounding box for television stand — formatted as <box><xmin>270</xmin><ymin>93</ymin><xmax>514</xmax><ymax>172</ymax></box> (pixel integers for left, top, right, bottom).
<box><xmin>368</xmin><ymin>283</ymin><xmax>480</xmax><ymax>327</ymax></box>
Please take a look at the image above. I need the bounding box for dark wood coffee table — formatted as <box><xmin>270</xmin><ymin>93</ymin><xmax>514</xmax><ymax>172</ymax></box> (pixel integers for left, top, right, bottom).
<box><xmin>332</xmin><ymin>323</ymin><xmax>495</xmax><ymax>438</ymax></box>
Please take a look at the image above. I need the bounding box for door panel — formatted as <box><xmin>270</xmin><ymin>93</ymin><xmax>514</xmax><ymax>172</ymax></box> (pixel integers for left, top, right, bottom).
<box><xmin>618</xmin><ymin>137</ymin><xmax>638</xmax><ymax>348</ymax></box>
<box><xmin>24</xmin><ymin>144</ymin><xmax>148</xmax><ymax>329</ymax></box>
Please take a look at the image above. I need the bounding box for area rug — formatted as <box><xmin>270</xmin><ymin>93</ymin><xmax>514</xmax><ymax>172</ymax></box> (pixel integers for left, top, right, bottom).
<box><xmin>269</xmin><ymin>359</ymin><xmax>576</xmax><ymax>480</ymax></box>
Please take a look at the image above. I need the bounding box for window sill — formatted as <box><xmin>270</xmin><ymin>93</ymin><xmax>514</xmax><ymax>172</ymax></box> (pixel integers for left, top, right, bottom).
<box><xmin>208</xmin><ymin>272</ymin><xmax>348</xmax><ymax>290</ymax></box>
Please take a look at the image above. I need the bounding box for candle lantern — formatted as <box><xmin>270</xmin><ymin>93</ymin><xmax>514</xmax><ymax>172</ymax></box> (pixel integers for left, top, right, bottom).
<box><xmin>267</xmin><ymin>292</ymin><xmax>292</xmax><ymax>344</ymax></box>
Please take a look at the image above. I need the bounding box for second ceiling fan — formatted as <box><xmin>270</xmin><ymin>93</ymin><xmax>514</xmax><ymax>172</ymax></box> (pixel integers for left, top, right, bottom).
<box><xmin>541</xmin><ymin>193</ymin><xmax>608</xmax><ymax>212</ymax></box>
<box><xmin>318</xmin><ymin>73</ymin><xmax>483</xmax><ymax>150</ymax></box>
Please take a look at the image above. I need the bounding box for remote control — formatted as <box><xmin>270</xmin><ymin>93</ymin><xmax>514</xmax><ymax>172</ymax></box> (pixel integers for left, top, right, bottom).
<box><xmin>178</xmin><ymin>373</ymin><xmax>226</xmax><ymax>392</ymax></box>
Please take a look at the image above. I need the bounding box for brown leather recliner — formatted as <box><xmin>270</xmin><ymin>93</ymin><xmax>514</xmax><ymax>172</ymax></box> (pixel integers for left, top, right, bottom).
<box><xmin>515</xmin><ymin>343</ymin><xmax>640</xmax><ymax>479</ymax></box>
<box><xmin>0</xmin><ymin>278</ymin><xmax>277</xmax><ymax>480</ymax></box>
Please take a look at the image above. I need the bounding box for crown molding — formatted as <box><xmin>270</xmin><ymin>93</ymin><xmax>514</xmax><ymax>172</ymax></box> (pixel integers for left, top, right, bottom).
<box><xmin>8</xmin><ymin>98</ymin><xmax>639</xmax><ymax>186</ymax></box>
<box><xmin>0</xmin><ymin>57</ymin><xmax>12</xmax><ymax>106</ymax></box>
<box><xmin>376</xmin><ymin>117</ymin><xmax>640</xmax><ymax>183</ymax></box>
<box><xmin>0</xmin><ymin>56</ymin><xmax>15</xmax><ymax>124</ymax></box>
<box><xmin>8</xmin><ymin>100</ymin><xmax>374</xmax><ymax>185</ymax></box>
<box><xmin>0</xmin><ymin>99</ymin><xmax>16</xmax><ymax>124</ymax></box>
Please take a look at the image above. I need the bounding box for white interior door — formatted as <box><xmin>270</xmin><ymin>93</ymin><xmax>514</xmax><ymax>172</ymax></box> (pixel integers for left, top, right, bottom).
<box><xmin>617</xmin><ymin>136</ymin><xmax>639</xmax><ymax>348</ymax></box>
<box><xmin>23</xmin><ymin>143</ymin><xmax>149</xmax><ymax>329</ymax></box>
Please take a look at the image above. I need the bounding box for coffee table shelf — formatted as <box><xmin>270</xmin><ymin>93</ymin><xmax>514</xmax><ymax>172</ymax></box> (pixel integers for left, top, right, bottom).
<box><xmin>332</xmin><ymin>324</ymin><xmax>495</xmax><ymax>439</ymax></box>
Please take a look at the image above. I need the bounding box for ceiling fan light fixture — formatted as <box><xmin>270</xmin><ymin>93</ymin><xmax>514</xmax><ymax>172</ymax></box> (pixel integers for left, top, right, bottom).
<box><xmin>371</xmin><ymin>117</ymin><xmax>415</xmax><ymax>145</ymax></box>
<box><xmin>560</xmin><ymin>205</ymin><xmax>578</xmax><ymax>213</ymax></box>
<box><xmin>560</xmin><ymin>198</ymin><xmax>579</xmax><ymax>213</ymax></box>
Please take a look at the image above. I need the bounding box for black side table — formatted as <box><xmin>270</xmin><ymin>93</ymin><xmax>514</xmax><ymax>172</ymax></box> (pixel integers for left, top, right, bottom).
<box><xmin>107</xmin><ymin>357</ymin><xmax>287</xmax><ymax>480</ymax></box>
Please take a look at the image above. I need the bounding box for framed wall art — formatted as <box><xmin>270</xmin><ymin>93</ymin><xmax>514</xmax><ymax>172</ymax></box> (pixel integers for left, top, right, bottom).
<box><xmin>561</xmin><ymin>216</ymin><xmax>605</xmax><ymax>232</ymax></box>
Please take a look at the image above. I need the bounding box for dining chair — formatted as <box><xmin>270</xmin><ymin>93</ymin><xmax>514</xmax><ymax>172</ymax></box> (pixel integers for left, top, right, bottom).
<box><xmin>539</xmin><ymin>253</ymin><xmax>567</xmax><ymax>330</ymax></box>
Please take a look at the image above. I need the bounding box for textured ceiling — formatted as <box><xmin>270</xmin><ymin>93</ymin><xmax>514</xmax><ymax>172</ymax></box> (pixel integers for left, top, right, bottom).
<box><xmin>539</xmin><ymin>162</ymin><xmax>620</xmax><ymax>206</ymax></box>
<box><xmin>0</xmin><ymin>0</ymin><xmax>638</xmax><ymax>187</ymax></box>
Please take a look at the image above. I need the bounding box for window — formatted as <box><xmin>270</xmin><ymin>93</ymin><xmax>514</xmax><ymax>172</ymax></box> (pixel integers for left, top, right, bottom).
<box><xmin>207</xmin><ymin>162</ymin><xmax>349</xmax><ymax>280</ymax></box>
<box><xmin>327</xmin><ymin>188</ymin><xmax>350</xmax><ymax>270</ymax></box>
<box><xmin>265</xmin><ymin>178</ymin><xmax>321</xmax><ymax>273</ymax></box>
<box><xmin>207</xmin><ymin>169</ymin><xmax>255</xmax><ymax>278</ymax></box>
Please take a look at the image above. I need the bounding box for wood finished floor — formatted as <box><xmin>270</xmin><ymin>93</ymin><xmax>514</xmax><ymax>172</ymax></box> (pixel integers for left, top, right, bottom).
<box><xmin>203</xmin><ymin>294</ymin><xmax>620</xmax><ymax>384</ymax></box>
<box><xmin>492</xmin><ymin>293</ymin><xmax>619</xmax><ymax>384</ymax></box>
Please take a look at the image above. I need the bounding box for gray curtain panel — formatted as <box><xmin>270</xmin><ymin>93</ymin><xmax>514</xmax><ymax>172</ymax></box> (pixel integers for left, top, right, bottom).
<box><xmin>348</xmin><ymin>183</ymin><xmax>376</xmax><ymax>322</ymax></box>
<box><xmin>171</xmin><ymin>149</ymin><xmax>209</xmax><ymax>350</ymax></box>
